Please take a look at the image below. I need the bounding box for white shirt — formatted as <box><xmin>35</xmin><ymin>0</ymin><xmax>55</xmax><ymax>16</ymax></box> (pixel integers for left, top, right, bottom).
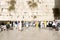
<box><xmin>3</xmin><ymin>25</ymin><xmax>6</xmax><ymax>29</ymax></box>
<box><xmin>52</xmin><ymin>22</ymin><xmax>56</xmax><ymax>26</ymax></box>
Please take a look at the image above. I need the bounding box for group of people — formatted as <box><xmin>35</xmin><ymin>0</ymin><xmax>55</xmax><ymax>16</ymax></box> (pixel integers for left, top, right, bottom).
<box><xmin>0</xmin><ymin>22</ymin><xmax>13</xmax><ymax>31</ymax></box>
<box><xmin>47</xmin><ymin>21</ymin><xmax>59</xmax><ymax>31</ymax></box>
<box><xmin>38</xmin><ymin>20</ymin><xmax>59</xmax><ymax>31</ymax></box>
<box><xmin>0</xmin><ymin>20</ymin><xmax>59</xmax><ymax>32</ymax></box>
<box><xmin>23</xmin><ymin>20</ymin><xmax>59</xmax><ymax>31</ymax></box>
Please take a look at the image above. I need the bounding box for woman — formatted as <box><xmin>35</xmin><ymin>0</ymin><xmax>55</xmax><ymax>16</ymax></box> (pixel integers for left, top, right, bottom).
<box><xmin>6</xmin><ymin>22</ymin><xmax>10</xmax><ymax>31</ymax></box>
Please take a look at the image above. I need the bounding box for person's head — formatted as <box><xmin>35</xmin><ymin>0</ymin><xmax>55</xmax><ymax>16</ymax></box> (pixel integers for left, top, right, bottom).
<box><xmin>7</xmin><ymin>22</ymin><xmax>10</xmax><ymax>24</ymax></box>
<box><xmin>53</xmin><ymin>20</ymin><xmax>56</xmax><ymax>22</ymax></box>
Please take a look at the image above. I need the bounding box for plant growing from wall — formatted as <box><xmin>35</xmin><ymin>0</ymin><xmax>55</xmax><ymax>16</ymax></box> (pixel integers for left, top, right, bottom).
<box><xmin>33</xmin><ymin>15</ymin><xmax>37</xmax><ymax>19</ymax></box>
<box><xmin>30</xmin><ymin>2</ymin><xmax>37</xmax><ymax>9</ymax></box>
<box><xmin>28</xmin><ymin>1</ymin><xmax>32</xmax><ymax>5</ymax></box>
<box><xmin>27</xmin><ymin>0</ymin><xmax>38</xmax><ymax>9</ymax></box>
<box><xmin>8</xmin><ymin>5</ymin><xmax>15</xmax><ymax>11</ymax></box>
<box><xmin>8</xmin><ymin>0</ymin><xmax>16</xmax><ymax>11</ymax></box>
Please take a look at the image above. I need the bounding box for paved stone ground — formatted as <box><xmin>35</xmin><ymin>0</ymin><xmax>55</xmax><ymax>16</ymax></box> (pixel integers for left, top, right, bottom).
<box><xmin>0</xmin><ymin>27</ymin><xmax>60</xmax><ymax>40</ymax></box>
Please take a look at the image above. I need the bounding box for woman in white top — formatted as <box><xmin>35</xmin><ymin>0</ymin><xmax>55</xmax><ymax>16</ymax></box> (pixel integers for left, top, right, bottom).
<box><xmin>18</xmin><ymin>21</ymin><xmax>22</xmax><ymax>31</ymax></box>
<box><xmin>2</xmin><ymin>25</ymin><xmax>6</xmax><ymax>31</ymax></box>
<box><xmin>41</xmin><ymin>21</ymin><xmax>44</xmax><ymax>28</ymax></box>
<box><xmin>52</xmin><ymin>21</ymin><xmax>56</xmax><ymax>29</ymax></box>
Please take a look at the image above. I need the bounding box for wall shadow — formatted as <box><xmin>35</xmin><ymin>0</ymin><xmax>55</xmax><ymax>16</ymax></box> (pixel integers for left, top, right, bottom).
<box><xmin>53</xmin><ymin>0</ymin><xmax>60</xmax><ymax>19</ymax></box>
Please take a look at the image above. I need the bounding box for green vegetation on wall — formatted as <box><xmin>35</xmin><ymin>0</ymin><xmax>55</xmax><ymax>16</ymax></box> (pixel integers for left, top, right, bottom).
<box><xmin>27</xmin><ymin>0</ymin><xmax>38</xmax><ymax>10</ymax></box>
<box><xmin>8</xmin><ymin>0</ymin><xmax>16</xmax><ymax>11</ymax></box>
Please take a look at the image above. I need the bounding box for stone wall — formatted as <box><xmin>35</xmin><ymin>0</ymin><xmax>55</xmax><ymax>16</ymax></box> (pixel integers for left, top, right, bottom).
<box><xmin>54</xmin><ymin>0</ymin><xmax>60</xmax><ymax>19</ymax></box>
<box><xmin>0</xmin><ymin>0</ymin><xmax>55</xmax><ymax>21</ymax></box>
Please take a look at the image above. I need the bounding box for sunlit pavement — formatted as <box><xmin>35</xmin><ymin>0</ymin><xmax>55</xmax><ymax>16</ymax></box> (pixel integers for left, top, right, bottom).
<box><xmin>0</xmin><ymin>27</ymin><xmax>60</xmax><ymax>40</ymax></box>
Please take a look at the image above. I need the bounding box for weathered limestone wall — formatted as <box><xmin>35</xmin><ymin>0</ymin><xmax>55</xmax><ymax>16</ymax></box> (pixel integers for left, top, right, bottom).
<box><xmin>15</xmin><ymin>0</ymin><xmax>55</xmax><ymax>21</ymax></box>
<box><xmin>0</xmin><ymin>0</ymin><xmax>55</xmax><ymax>21</ymax></box>
<box><xmin>55</xmin><ymin>0</ymin><xmax>60</xmax><ymax>9</ymax></box>
<box><xmin>55</xmin><ymin>0</ymin><xmax>60</xmax><ymax>17</ymax></box>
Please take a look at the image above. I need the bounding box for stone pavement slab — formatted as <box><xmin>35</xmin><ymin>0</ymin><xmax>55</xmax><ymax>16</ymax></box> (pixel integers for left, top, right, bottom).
<box><xmin>0</xmin><ymin>27</ymin><xmax>60</xmax><ymax>40</ymax></box>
